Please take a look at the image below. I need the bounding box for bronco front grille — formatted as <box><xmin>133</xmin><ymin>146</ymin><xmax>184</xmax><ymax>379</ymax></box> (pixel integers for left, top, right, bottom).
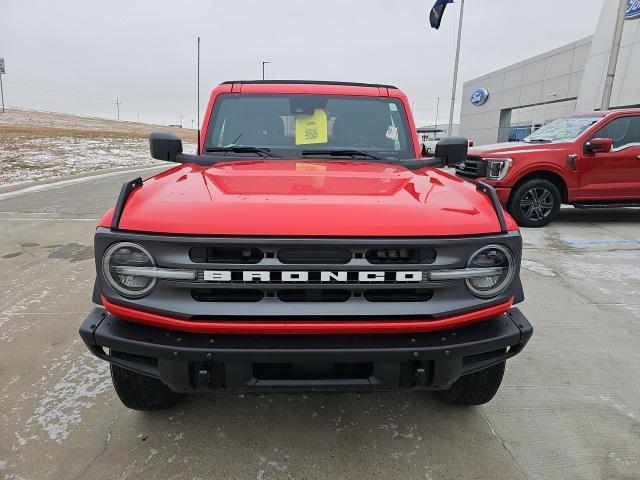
<box><xmin>95</xmin><ymin>230</ymin><xmax>522</xmax><ymax>320</ymax></box>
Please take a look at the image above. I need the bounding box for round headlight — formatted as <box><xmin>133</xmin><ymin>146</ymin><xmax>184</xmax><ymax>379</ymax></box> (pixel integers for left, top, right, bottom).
<box><xmin>103</xmin><ymin>242</ymin><xmax>156</xmax><ymax>298</ymax></box>
<box><xmin>465</xmin><ymin>245</ymin><xmax>515</xmax><ymax>298</ymax></box>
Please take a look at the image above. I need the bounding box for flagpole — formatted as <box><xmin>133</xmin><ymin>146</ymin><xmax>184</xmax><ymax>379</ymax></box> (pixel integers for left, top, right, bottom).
<box><xmin>448</xmin><ymin>0</ymin><xmax>464</xmax><ymax>137</ymax></box>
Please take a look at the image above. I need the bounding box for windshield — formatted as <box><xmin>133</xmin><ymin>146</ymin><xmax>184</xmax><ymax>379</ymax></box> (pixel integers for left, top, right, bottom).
<box><xmin>523</xmin><ymin>116</ymin><xmax>602</xmax><ymax>143</ymax></box>
<box><xmin>205</xmin><ymin>94</ymin><xmax>414</xmax><ymax>159</ymax></box>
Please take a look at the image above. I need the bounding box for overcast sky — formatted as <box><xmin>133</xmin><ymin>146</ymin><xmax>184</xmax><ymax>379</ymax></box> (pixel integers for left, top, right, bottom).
<box><xmin>1</xmin><ymin>0</ymin><xmax>605</xmax><ymax>127</ymax></box>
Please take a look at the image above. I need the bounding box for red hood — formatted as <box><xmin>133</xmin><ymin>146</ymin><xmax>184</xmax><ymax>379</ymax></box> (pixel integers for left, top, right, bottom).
<box><xmin>468</xmin><ymin>141</ymin><xmax>571</xmax><ymax>157</ymax></box>
<box><xmin>103</xmin><ymin>160</ymin><xmax>514</xmax><ymax>236</ymax></box>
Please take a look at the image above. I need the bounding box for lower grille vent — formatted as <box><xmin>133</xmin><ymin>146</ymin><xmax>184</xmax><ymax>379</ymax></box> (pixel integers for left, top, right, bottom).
<box><xmin>364</xmin><ymin>289</ymin><xmax>433</xmax><ymax>302</ymax></box>
<box><xmin>192</xmin><ymin>289</ymin><xmax>264</xmax><ymax>302</ymax></box>
<box><xmin>277</xmin><ymin>289</ymin><xmax>351</xmax><ymax>303</ymax></box>
<box><xmin>191</xmin><ymin>288</ymin><xmax>433</xmax><ymax>303</ymax></box>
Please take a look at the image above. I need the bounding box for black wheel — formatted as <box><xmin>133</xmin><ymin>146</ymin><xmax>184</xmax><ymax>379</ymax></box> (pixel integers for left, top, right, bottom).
<box><xmin>110</xmin><ymin>364</ymin><xmax>180</xmax><ymax>411</ymax></box>
<box><xmin>435</xmin><ymin>361</ymin><xmax>505</xmax><ymax>406</ymax></box>
<box><xmin>508</xmin><ymin>178</ymin><xmax>561</xmax><ymax>227</ymax></box>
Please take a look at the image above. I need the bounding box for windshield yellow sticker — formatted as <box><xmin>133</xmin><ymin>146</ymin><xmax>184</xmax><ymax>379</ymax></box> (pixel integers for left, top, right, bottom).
<box><xmin>295</xmin><ymin>109</ymin><xmax>328</xmax><ymax>145</ymax></box>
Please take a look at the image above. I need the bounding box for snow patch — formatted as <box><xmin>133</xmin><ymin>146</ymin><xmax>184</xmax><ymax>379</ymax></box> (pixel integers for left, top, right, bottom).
<box><xmin>16</xmin><ymin>351</ymin><xmax>111</xmax><ymax>445</ymax></box>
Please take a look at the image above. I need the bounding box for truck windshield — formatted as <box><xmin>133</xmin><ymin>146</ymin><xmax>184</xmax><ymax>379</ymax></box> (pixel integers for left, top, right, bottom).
<box><xmin>523</xmin><ymin>116</ymin><xmax>602</xmax><ymax>143</ymax></box>
<box><xmin>205</xmin><ymin>94</ymin><xmax>414</xmax><ymax>159</ymax></box>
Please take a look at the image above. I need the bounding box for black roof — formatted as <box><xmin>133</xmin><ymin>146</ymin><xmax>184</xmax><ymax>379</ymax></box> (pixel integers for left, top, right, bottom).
<box><xmin>221</xmin><ymin>80</ymin><xmax>399</xmax><ymax>89</ymax></box>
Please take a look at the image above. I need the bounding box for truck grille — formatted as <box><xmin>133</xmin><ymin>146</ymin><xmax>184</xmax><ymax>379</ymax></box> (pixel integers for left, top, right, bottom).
<box><xmin>96</xmin><ymin>230</ymin><xmax>522</xmax><ymax>320</ymax></box>
<box><xmin>455</xmin><ymin>156</ymin><xmax>487</xmax><ymax>178</ymax></box>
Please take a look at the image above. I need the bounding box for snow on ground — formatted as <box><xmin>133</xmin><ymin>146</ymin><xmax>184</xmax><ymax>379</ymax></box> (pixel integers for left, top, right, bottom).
<box><xmin>0</xmin><ymin>109</ymin><xmax>196</xmax><ymax>187</ymax></box>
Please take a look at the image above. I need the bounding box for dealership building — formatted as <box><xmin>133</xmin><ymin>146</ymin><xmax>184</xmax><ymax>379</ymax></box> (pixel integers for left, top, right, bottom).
<box><xmin>459</xmin><ymin>0</ymin><xmax>640</xmax><ymax>145</ymax></box>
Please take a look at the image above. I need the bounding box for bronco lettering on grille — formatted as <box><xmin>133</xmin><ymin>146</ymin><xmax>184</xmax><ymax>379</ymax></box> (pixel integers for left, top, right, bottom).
<box><xmin>203</xmin><ymin>270</ymin><xmax>423</xmax><ymax>283</ymax></box>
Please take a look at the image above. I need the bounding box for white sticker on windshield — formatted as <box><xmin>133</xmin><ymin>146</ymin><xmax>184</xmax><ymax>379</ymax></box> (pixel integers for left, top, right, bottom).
<box><xmin>389</xmin><ymin>103</ymin><xmax>398</xmax><ymax>111</ymax></box>
<box><xmin>386</xmin><ymin>126</ymin><xmax>399</xmax><ymax>141</ymax></box>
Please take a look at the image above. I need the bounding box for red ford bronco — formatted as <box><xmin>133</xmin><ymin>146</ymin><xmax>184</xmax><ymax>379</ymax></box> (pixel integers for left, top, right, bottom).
<box><xmin>80</xmin><ymin>81</ymin><xmax>532</xmax><ymax>410</ymax></box>
<box><xmin>455</xmin><ymin>110</ymin><xmax>640</xmax><ymax>227</ymax></box>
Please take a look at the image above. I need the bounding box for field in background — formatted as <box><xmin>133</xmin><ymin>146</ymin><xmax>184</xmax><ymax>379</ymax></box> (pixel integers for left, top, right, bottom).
<box><xmin>0</xmin><ymin>109</ymin><xmax>197</xmax><ymax>187</ymax></box>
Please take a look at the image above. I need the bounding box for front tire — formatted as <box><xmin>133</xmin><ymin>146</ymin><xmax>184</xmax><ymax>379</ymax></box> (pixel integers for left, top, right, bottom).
<box><xmin>110</xmin><ymin>364</ymin><xmax>180</xmax><ymax>411</ymax></box>
<box><xmin>435</xmin><ymin>361</ymin><xmax>505</xmax><ymax>406</ymax></box>
<box><xmin>508</xmin><ymin>178</ymin><xmax>561</xmax><ymax>227</ymax></box>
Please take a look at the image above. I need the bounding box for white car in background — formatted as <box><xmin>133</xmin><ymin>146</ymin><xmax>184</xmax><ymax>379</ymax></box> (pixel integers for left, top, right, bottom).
<box><xmin>417</xmin><ymin>127</ymin><xmax>444</xmax><ymax>156</ymax></box>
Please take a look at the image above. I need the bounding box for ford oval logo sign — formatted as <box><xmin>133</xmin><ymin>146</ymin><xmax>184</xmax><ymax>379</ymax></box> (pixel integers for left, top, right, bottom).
<box><xmin>627</xmin><ymin>0</ymin><xmax>640</xmax><ymax>19</ymax></box>
<box><xmin>470</xmin><ymin>88</ymin><xmax>489</xmax><ymax>106</ymax></box>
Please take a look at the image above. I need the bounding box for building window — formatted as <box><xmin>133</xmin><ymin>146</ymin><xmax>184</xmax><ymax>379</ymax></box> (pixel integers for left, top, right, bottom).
<box><xmin>508</xmin><ymin>125</ymin><xmax>533</xmax><ymax>142</ymax></box>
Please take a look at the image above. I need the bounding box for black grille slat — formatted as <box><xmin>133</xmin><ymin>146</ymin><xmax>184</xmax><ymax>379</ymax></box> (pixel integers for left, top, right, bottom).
<box><xmin>278</xmin><ymin>248</ymin><xmax>352</xmax><ymax>264</ymax></box>
<box><xmin>190</xmin><ymin>247</ymin><xmax>263</xmax><ymax>264</ymax></box>
<box><xmin>363</xmin><ymin>289</ymin><xmax>433</xmax><ymax>302</ymax></box>
<box><xmin>277</xmin><ymin>290</ymin><xmax>351</xmax><ymax>303</ymax></box>
<box><xmin>366</xmin><ymin>248</ymin><xmax>436</xmax><ymax>264</ymax></box>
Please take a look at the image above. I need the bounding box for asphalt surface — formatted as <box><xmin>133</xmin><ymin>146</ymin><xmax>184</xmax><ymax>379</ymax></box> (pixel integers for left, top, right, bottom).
<box><xmin>0</xmin><ymin>168</ymin><xmax>639</xmax><ymax>480</ymax></box>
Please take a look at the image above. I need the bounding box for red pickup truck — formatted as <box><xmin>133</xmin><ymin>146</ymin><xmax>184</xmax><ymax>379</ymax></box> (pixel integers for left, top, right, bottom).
<box><xmin>79</xmin><ymin>80</ymin><xmax>532</xmax><ymax>410</ymax></box>
<box><xmin>455</xmin><ymin>110</ymin><xmax>640</xmax><ymax>227</ymax></box>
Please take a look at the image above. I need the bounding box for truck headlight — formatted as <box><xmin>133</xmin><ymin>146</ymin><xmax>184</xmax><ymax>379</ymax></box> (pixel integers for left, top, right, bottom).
<box><xmin>485</xmin><ymin>158</ymin><xmax>513</xmax><ymax>180</ymax></box>
<box><xmin>465</xmin><ymin>245</ymin><xmax>515</xmax><ymax>298</ymax></box>
<box><xmin>103</xmin><ymin>242</ymin><xmax>156</xmax><ymax>298</ymax></box>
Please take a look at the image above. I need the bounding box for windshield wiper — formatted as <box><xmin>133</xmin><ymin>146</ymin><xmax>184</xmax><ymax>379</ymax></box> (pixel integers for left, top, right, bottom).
<box><xmin>300</xmin><ymin>149</ymin><xmax>382</xmax><ymax>160</ymax></box>
<box><xmin>204</xmin><ymin>146</ymin><xmax>280</xmax><ymax>158</ymax></box>
<box><xmin>524</xmin><ymin>138</ymin><xmax>553</xmax><ymax>143</ymax></box>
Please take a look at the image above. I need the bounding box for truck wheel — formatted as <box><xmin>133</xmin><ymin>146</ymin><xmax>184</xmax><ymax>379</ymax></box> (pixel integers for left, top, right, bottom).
<box><xmin>110</xmin><ymin>365</ymin><xmax>180</xmax><ymax>411</ymax></box>
<box><xmin>435</xmin><ymin>361</ymin><xmax>505</xmax><ymax>406</ymax></box>
<box><xmin>508</xmin><ymin>178</ymin><xmax>561</xmax><ymax>227</ymax></box>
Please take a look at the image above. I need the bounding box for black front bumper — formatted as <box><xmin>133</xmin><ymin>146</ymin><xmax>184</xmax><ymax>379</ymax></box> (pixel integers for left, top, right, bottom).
<box><xmin>79</xmin><ymin>308</ymin><xmax>533</xmax><ymax>393</ymax></box>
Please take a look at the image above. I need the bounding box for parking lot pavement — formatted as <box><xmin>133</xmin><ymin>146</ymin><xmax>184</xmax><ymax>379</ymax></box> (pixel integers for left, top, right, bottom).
<box><xmin>0</xmin><ymin>172</ymin><xmax>638</xmax><ymax>480</ymax></box>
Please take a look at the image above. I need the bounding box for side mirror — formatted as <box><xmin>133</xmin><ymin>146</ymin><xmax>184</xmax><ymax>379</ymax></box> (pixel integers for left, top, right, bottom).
<box><xmin>584</xmin><ymin>137</ymin><xmax>613</xmax><ymax>154</ymax></box>
<box><xmin>150</xmin><ymin>132</ymin><xmax>183</xmax><ymax>162</ymax></box>
<box><xmin>434</xmin><ymin>137</ymin><xmax>468</xmax><ymax>167</ymax></box>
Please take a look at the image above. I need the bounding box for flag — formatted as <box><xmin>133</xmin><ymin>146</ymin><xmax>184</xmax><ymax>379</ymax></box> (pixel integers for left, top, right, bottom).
<box><xmin>430</xmin><ymin>0</ymin><xmax>454</xmax><ymax>29</ymax></box>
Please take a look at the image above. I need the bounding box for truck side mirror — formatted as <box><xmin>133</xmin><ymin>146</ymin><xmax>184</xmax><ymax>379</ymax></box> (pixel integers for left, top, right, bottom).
<box><xmin>434</xmin><ymin>137</ymin><xmax>469</xmax><ymax>167</ymax></box>
<box><xmin>150</xmin><ymin>132</ymin><xmax>183</xmax><ymax>162</ymax></box>
<box><xmin>584</xmin><ymin>137</ymin><xmax>613</xmax><ymax>154</ymax></box>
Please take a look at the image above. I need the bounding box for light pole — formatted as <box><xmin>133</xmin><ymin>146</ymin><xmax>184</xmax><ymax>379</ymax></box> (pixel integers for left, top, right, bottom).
<box><xmin>0</xmin><ymin>58</ymin><xmax>5</xmax><ymax>113</ymax></box>
<box><xmin>601</xmin><ymin>0</ymin><xmax>627</xmax><ymax>110</ymax></box>
<box><xmin>0</xmin><ymin>72</ymin><xmax>4</xmax><ymax>113</ymax></box>
<box><xmin>448</xmin><ymin>0</ymin><xmax>465</xmax><ymax>136</ymax></box>
<box><xmin>435</xmin><ymin>97</ymin><xmax>440</xmax><ymax>131</ymax></box>
<box><xmin>262</xmin><ymin>61</ymin><xmax>270</xmax><ymax>81</ymax></box>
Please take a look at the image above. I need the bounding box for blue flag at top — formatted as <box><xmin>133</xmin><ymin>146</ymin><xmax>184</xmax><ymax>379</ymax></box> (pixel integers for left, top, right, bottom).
<box><xmin>430</xmin><ymin>0</ymin><xmax>454</xmax><ymax>29</ymax></box>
